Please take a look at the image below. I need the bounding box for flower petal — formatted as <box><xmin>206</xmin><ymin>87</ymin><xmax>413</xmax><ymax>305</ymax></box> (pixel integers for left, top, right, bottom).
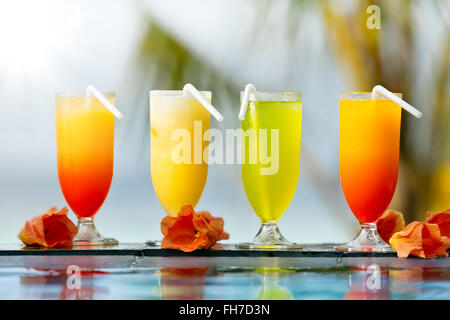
<box><xmin>426</xmin><ymin>208</ymin><xmax>450</xmax><ymax>238</ymax></box>
<box><xmin>19</xmin><ymin>221</ymin><xmax>46</xmax><ymax>247</ymax></box>
<box><xmin>199</xmin><ymin>211</ymin><xmax>230</xmax><ymax>241</ymax></box>
<box><xmin>19</xmin><ymin>207</ymin><xmax>77</xmax><ymax>247</ymax></box>
<box><xmin>376</xmin><ymin>209</ymin><xmax>405</xmax><ymax>243</ymax></box>
<box><xmin>161</xmin><ymin>205</ymin><xmax>229</xmax><ymax>252</ymax></box>
<box><xmin>390</xmin><ymin>221</ymin><xmax>450</xmax><ymax>258</ymax></box>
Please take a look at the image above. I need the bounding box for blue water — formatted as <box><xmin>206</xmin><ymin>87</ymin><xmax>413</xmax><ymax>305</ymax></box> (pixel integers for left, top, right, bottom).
<box><xmin>0</xmin><ymin>261</ymin><xmax>448</xmax><ymax>299</ymax></box>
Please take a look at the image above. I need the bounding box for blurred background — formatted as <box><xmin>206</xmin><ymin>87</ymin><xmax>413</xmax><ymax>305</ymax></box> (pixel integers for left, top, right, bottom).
<box><xmin>0</xmin><ymin>0</ymin><xmax>448</xmax><ymax>244</ymax></box>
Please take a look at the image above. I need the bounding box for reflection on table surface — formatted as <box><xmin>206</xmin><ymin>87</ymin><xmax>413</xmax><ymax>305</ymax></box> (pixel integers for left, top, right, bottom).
<box><xmin>0</xmin><ymin>254</ymin><xmax>449</xmax><ymax>300</ymax></box>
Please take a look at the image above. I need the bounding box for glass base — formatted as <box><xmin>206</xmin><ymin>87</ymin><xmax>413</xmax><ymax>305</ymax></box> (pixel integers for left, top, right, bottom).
<box><xmin>335</xmin><ymin>223</ymin><xmax>393</xmax><ymax>252</ymax></box>
<box><xmin>236</xmin><ymin>223</ymin><xmax>302</xmax><ymax>250</ymax></box>
<box><xmin>72</xmin><ymin>217</ymin><xmax>118</xmax><ymax>246</ymax></box>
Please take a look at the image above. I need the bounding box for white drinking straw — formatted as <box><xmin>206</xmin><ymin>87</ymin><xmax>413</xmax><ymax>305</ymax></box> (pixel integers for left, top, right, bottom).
<box><xmin>371</xmin><ymin>85</ymin><xmax>422</xmax><ymax>119</ymax></box>
<box><xmin>86</xmin><ymin>85</ymin><xmax>124</xmax><ymax>119</ymax></box>
<box><xmin>238</xmin><ymin>83</ymin><xmax>256</xmax><ymax>121</ymax></box>
<box><xmin>183</xmin><ymin>83</ymin><xmax>224</xmax><ymax>122</ymax></box>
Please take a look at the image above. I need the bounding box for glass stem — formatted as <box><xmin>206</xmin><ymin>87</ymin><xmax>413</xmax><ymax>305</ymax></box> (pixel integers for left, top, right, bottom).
<box><xmin>74</xmin><ymin>217</ymin><xmax>101</xmax><ymax>241</ymax></box>
<box><xmin>253</xmin><ymin>222</ymin><xmax>289</xmax><ymax>244</ymax></box>
<box><xmin>347</xmin><ymin>222</ymin><xmax>391</xmax><ymax>249</ymax></box>
<box><xmin>356</xmin><ymin>223</ymin><xmax>383</xmax><ymax>242</ymax></box>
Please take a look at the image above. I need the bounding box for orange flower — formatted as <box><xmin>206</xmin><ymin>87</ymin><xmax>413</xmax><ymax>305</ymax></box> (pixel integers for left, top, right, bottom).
<box><xmin>198</xmin><ymin>210</ymin><xmax>230</xmax><ymax>241</ymax></box>
<box><xmin>375</xmin><ymin>209</ymin><xmax>405</xmax><ymax>243</ymax></box>
<box><xmin>426</xmin><ymin>208</ymin><xmax>450</xmax><ymax>238</ymax></box>
<box><xmin>161</xmin><ymin>205</ymin><xmax>229</xmax><ymax>252</ymax></box>
<box><xmin>390</xmin><ymin>221</ymin><xmax>450</xmax><ymax>258</ymax></box>
<box><xmin>19</xmin><ymin>207</ymin><xmax>78</xmax><ymax>247</ymax></box>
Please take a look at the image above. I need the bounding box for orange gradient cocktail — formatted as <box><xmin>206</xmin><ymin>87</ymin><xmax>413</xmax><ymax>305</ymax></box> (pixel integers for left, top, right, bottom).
<box><xmin>56</xmin><ymin>92</ymin><xmax>118</xmax><ymax>245</ymax></box>
<box><xmin>339</xmin><ymin>92</ymin><xmax>401</xmax><ymax>251</ymax></box>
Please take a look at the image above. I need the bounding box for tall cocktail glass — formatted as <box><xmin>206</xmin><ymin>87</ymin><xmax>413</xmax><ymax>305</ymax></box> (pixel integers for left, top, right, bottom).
<box><xmin>339</xmin><ymin>92</ymin><xmax>402</xmax><ymax>251</ymax></box>
<box><xmin>56</xmin><ymin>91</ymin><xmax>118</xmax><ymax>245</ymax></box>
<box><xmin>150</xmin><ymin>90</ymin><xmax>210</xmax><ymax>216</ymax></box>
<box><xmin>238</xmin><ymin>91</ymin><xmax>302</xmax><ymax>249</ymax></box>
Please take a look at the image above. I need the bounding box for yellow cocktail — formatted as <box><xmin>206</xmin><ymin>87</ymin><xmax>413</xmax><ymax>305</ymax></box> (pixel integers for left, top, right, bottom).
<box><xmin>150</xmin><ymin>91</ymin><xmax>210</xmax><ymax>217</ymax></box>
<box><xmin>56</xmin><ymin>92</ymin><xmax>118</xmax><ymax>245</ymax></box>
<box><xmin>239</xmin><ymin>91</ymin><xmax>302</xmax><ymax>249</ymax></box>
